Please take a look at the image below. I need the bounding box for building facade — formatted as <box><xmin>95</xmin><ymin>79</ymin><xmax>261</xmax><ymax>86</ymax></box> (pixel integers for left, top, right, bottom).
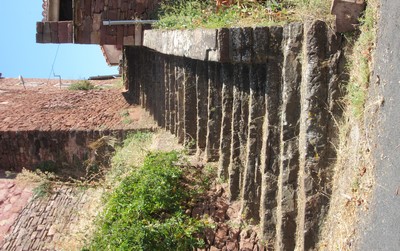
<box><xmin>36</xmin><ymin>0</ymin><xmax>159</xmax><ymax>46</ymax></box>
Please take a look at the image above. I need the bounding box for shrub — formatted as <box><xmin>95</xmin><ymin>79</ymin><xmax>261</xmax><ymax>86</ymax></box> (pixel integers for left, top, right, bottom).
<box><xmin>68</xmin><ymin>80</ymin><xmax>97</xmax><ymax>91</ymax></box>
<box><xmin>85</xmin><ymin>151</ymin><xmax>206</xmax><ymax>250</ymax></box>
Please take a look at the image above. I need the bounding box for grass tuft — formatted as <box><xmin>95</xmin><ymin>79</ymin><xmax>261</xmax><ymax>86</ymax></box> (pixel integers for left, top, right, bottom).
<box><xmin>33</xmin><ymin>181</ymin><xmax>53</xmax><ymax>199</ymax></box>
<box><xmin>68</xmin><ymin>80</ymin><xmax>98</xmax><ymax>91</ymax></box>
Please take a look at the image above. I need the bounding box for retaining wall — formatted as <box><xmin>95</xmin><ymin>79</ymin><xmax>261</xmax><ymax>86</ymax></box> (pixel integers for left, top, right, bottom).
<box><xmin>0</xmin><ymin>129</ymin><xmax>138</xmax><ymax>178</ymax></box>
<box><xmin>125</xmin><ymin>21</ymin><xmax>344</xmax><ymax>249</ymax></box>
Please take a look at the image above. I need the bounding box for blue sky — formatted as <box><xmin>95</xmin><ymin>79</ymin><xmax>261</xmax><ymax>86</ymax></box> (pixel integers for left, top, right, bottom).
<box><xmin>0</xmin><ymin>1</ymin><xmax>118</xmax><ymax>79</ymax></box>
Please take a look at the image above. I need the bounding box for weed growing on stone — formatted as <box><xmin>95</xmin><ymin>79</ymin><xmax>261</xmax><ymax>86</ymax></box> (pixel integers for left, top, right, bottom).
<box><xmin>85</xmin><ymin>151</ymin><xmax>207</xmax><ymax>250</ymax></box>
<box><xmin>32</xmin><ymin>181</ymin><xmax>52</xmax><ymax>199</ymax></box>
<box><xmin>17</xmin><ymin>169</ymin><xmax>58</xmax><ymax>200</ymax></box>
<box><xmin>120</xmin><ymin>109</ymin><xmax>133</xmax><ymax>124</ymax></box>
<box><xmin>68</xmin><ymin>80</ymin><xmax>98</xmax><ymax>91</ymax></box>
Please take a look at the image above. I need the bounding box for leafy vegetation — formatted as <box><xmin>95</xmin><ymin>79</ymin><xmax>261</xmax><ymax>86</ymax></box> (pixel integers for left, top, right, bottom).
<box><xmin>68</xmin><ymin>80</ymin><xmax>98</xmax><ymax>91</ymax></box>
<box><xmin>155</xmin><ymin>0</ymin><xmax>332</xmax><ymax>29</ymax></box>
<box><xmin>84</xmin><ymin>151</ymin><xmax>206</xmax><ymax>250</ymax></box>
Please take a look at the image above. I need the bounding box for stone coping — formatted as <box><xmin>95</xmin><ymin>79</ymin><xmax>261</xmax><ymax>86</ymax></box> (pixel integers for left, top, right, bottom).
<box><xmin>143</xmin><ymin>25</ymin><xmax>294</xmax><ymax>64</ymax></box>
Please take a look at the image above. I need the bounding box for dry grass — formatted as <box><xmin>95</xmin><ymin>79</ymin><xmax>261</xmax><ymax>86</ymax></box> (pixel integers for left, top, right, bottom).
<box><xmin>53</xmin><ymin>188</ymin><xmax>103</xmax><ymax>251</ymax></box>
<box><xmin>318</xmin><ymin>0</ymin><xmax>379</xmax><ymax>249</ymax></box>
<box><xmin>286</xmin><ymin>0</ymin><xmax>334</xmax><ymax>24</ymax></box>
<box><xmin>318</xmin><ymin>112</ymin><xmax>375</xmax><ymax>250</ymax></box>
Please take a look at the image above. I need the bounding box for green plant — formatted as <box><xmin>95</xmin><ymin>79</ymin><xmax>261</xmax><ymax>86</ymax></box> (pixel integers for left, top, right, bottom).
<box><xmin>68</xmin><ymin>80</ymin><xmax>98</xmax><ymax>91</ymax></box>
<box><xmin>120</xmin><ymin>109</ymin><xmax>133</xmax><ymax>124</ymax></box>
<box><xmin>85</xmin><ymin>151</ymin><xmax>206</xmax><ymax>250</ymax></box>
<box><xmin>33</xmin><ymin>181</ymin><xmax>53</xmax><ymax>199</ymax></box>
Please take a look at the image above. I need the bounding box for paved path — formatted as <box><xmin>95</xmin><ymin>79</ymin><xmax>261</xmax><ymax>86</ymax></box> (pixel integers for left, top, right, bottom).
<box><xmin>358</xmin><ymin>0</ymin><xmax>400</xmax><ymax>250</ymax></box>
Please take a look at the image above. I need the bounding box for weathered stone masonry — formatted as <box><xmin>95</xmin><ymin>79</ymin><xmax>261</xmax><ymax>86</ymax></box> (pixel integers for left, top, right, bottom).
<box><xmin>125</xmin><ymin>21</ymin><xmax>343</xmax><ymax>250</ymax></box>
<box><xmin>0</xmin><ymin>129</ymin><xmax>137</xmax><ymax>178</ymax></box>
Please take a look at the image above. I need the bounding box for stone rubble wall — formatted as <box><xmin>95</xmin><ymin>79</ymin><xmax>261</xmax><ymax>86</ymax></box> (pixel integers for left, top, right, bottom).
<box><xmin>0</xmin><ymin>129</ymin><xmax>135</xmax><ymax>178</ymax></box>
<box><xmin>1</xmin><ymin>185</ymin><xmax>99</xmax><ymax>251</ymax></box>
<box><xmin>125</xmin><ymin>21</ymin><xmax>344</xmax><ymax>250</ymax></box>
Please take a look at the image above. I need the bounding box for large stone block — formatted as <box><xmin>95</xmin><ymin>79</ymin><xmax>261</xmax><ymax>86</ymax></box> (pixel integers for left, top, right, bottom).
<box><xmin>58</xmin><ymin>21</ymin><xmax>73</xmax><ymax>43</ymax></box>
<box><xmin>143</xmin><ymin>29</ymin><xmax>218</xmax><ymax>61</ymax></box>
<box><xmin>276</xmin><ymin>22</ymin><xmax>303</xmax><ymax>251</ymax></box>
<box><xmin>260</xmin><ymin>25</ymin><xmax>283</xmax><ymax>246</ymax></box>
<box><xmin>331</xmin><ymin>0</ymin><xmax>366</xmax><ymax>32</ymax></box>
<box><xmin>196</xmin><ymin>61</ymin><xmax>209</xmax><ymax>154</ymax></box>
<box><xmin>43</xmin><ymin>22</ymin><xmax>52</xmax><ymax>43</ymax></box>
<box><xmin>218</xmin><ymin>63</ymin><xmax>233</xmax><ymax>178</ymax></box>
<box><xmin>252</xmin><ymin>27</ymin><xmax>269</xmax><ymax>64</ymax></box>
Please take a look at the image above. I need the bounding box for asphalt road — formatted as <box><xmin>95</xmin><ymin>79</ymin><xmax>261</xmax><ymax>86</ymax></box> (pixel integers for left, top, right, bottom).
<box><xmin>358</xmin><ymin>0</ymin><xmax>400</xmax><ymax>250</ymax></box>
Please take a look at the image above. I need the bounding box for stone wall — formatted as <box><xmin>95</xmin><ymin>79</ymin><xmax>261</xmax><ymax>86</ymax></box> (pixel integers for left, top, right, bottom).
<box><xmin>36</xmin><ymin>21</ymin><xmax>73</xmax><ymax>43</ymax></box>
<box><xmin>125</xmin><ymin>21</ymin><xmax>344</xmax><ymax>249</ymax></box>
<box><xmin>0</xmin><ymin>129</ymin><xmax>136</xmax><ymax>178</ymax></box>
<box><xmin>74</xmin><ymin>0</ymin><xmax>158</xmax><ymax>45</ymax></box>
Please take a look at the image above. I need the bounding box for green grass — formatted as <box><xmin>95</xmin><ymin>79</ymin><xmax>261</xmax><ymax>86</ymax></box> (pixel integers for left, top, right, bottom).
<box><xmin>84</xmin><ymin>151</ymin><xmax>206</xmax><ymax>250</ymax></box>
<box><xmin>68</xmin><ymin>80</ymin><xmax>98</xmax><ymax>91</ymax></box>
<box><xmin>155</xmin><ymin>0</ymin><xmax>332</xmax><ymax>29</ymax></box>
<box><xmin>346</xmin><ymin>0</ymin><xmax>378</xmax><ymax>119</ymax></box>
